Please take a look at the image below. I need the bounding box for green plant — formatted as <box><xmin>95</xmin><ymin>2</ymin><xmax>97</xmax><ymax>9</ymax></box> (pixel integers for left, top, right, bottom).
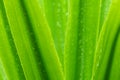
<box><xmin>0</xmin><ymin>0</ymin><xmax>120</xmax><ymax>80</ymax></box>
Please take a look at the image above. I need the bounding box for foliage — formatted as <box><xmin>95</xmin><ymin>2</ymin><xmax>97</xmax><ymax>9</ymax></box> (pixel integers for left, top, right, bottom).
<box><xmin>0</xmin><ymin>0</ymin><xmax>120</xmax><ymax>80</ymax></box>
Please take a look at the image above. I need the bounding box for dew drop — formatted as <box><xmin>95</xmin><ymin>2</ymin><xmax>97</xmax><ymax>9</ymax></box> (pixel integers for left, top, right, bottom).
<box><xmin>65</xmin><ymin>12</ymin><xmax>69</xmax><ymax>16</ymax></box>
<box><xmin>57</xmin><ymin>8</ymin><xmax>61</xmax><ymax>13</ymax></box>
<box><xmin>32</xmin><ymin>47</ymin><xmax>35</xmax><ymax>50</ymax></box>
<box><xmin>100</xmin><ymin>48</ymin><xmax>103</xmax><ymax>53</ymax></box>
<box><xmin>57</xmin><ymin>3</ymin><xmax>61</xmax><ymax>7</ymax></box>
<box><xmin>52</xmin><ymin>2</ymin><xmax>55</xmax><ymax>6</ymax></box>
<box><xmin>38</xmin><ymin>62</ymin><xmax>41</xmax><ymax>65</ymax></box>
<box><xmin>82</xmin><ymin>28</ymin><xmax>85</xmax><ymax>32</ymax></box>
<box><xmin>78</xmin><ymin>40</ymin><xmax>82</xmax><ymax>45</ymax></box>
<box><xmin>56</xmin><ymin>21</ymin><xmax>61</xmax><ymax>28</ymax></box>
<box><xmin>81</xmin><ymin>48</ymin><xmax>84</xmax><ymax>52</ymax></box>
<box><xmin>97</xmin><ymin>63</ymin><xmax>99</xmax><ymax>67</ymax></box>
<box><xmin>43</xmin><ymin>13</ymin><xmax>46</xmax><ymax>17</ymax></box>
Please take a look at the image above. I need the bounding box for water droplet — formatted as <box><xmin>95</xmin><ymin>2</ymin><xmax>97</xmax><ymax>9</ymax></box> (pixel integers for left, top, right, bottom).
<box><xmin>82</xmin><ymin>28</ymin><xmax>85</xmax><ymax>32</ymax></box>
<box><xmin>56</xmin><ymin>21</ymin><xmax>61</xmax><ymax>28</ymax></box>
<box><xmin>81</xmin><ymin>48</ymin><xmax>84</xmax><ymax>52</ymax></box>
<box><xmin>100</xmin><ymin>49</ymin><xmax>103</xmax><ymax>53</ymax></box>
<box><xmin>32</xmin><ymin>47</ymin><xmax>35</xmax><ymax>50</ymax></box>
<box><xmin>43</xmin><ymin>13</ymin><xmax>46</xmax><ymax>17</ymax></box>
<box><xmin>57</xmin><ymin>8</ymin><xmax>61</xmax><ymax>13</ymax></box>
<box><xmin>52</xmin><ymin>2</ymin><xmax>55</xmax><ymax>6</ymax></box>
<box><xmin>57</xmin><ymin>3</ymin><xmax>61</xmax><ymax>7</ymax></box>
<box><xmin>37</xmin><ymin>24</ymin><xmax>40</xmax><ymax>27</ymax></box>
<box><xmin>38</xmin><ymin>62</ymin><xmax>41</xmax><ymax>65</ymax></box>
<box><xmin>80</xmin><ymin>20</ymin><xmax>83</xmax><ymax>24</ymax></box>
<box><xmin>78</xmin><ymin>40</ymin><xmax>82</xmax><ymax>45</ymax></box>
<box><xmin>71</xmin><ymin>42</ymin><xmax>74</xmax><ymax>46</ymax></box>
<box><xmin>65</xmin><ymin>12</ymin><xmax>69</xmax><ymax>16</ymax></box>
<box><xmin>97</xmin><ymin>63</ymin><xmax>99</xmax><ymax>67</ymax></box>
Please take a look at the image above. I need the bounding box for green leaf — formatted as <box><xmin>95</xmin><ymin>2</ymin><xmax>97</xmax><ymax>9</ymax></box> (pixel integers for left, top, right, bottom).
<box><xmin>99</xmin><ymin>0</ymin><xmax>112</xmax><ymax>31</ymax></box>
<box><xmin>0</xmin><ymin>61</ymin><xmax>7</xmax><ymax>80</ymax></box>
<box><xmin>92</xmin><ymin>0</ymin><xmax>120</xmax><ymax>79</ymax></box>
<box><xmin>22</xmin><ymin>0</ymin><xmax>64</xmax><ymax>80</ymax></box>
<box><xmin>0</xmin><ymin>1</ymin><xmax>25</xmax><ymax>79</ymax></box>
<box><xmin>42</xmin><ymin>0</ymin><xmax>68</xmax><ymax>65</ymax></box>
<box><xmin>64</xmin><ymin>0</ymin><xmax>101</xmax><ymax>80</ymax></box>
<box><xmin>2</xmin><ymin>0</ymin><xmax>46</xmax><ymax>79</ymax></box>
<box><xmin>0</xmin><ymin>0</ymin><xmax>120</xmax><ymax>80</ymax></box>
<box><xmin>109</xmin><ymin>32</ymin><xmax>120</xmax><ymax>80</ymax></box>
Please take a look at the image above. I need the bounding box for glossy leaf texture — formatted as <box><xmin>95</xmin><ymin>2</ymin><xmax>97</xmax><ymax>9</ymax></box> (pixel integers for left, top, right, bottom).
<box><xmin>64</xmin><ymin>0</ymin><xmax>100</xmax><ymax>80</ymax></box>
<box><xmin>41</xmin><ymin>0</ymin><xmax>68</xmax><ymax>66</ymax></box>
<box><xmin>92</xmin><ymin>0</ymin><xmax>120</xmax><ymax>80</ymax></box>
<box><xmin>99</xmin><ymin>0</ymin><xmax>112</xmax><ymax>31</ymax></box>
<box><xmin>0</xmin><ymin>0</ymin><xmax>25</xmax><ymax>79</ymax></box>
<box><xmin>0</xmin><ymin>0</ymin><xmax>120</xmax><ymax>80</ymax></box>
<box><xmin>1</xmin><ymin>0</ymin><xmax>63</xmax><ymax>80</ymax></box>
<box><xmin>109</xmin><ymin>33</ymin><xmax>120</xmax><ymax>80</ymax></box>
